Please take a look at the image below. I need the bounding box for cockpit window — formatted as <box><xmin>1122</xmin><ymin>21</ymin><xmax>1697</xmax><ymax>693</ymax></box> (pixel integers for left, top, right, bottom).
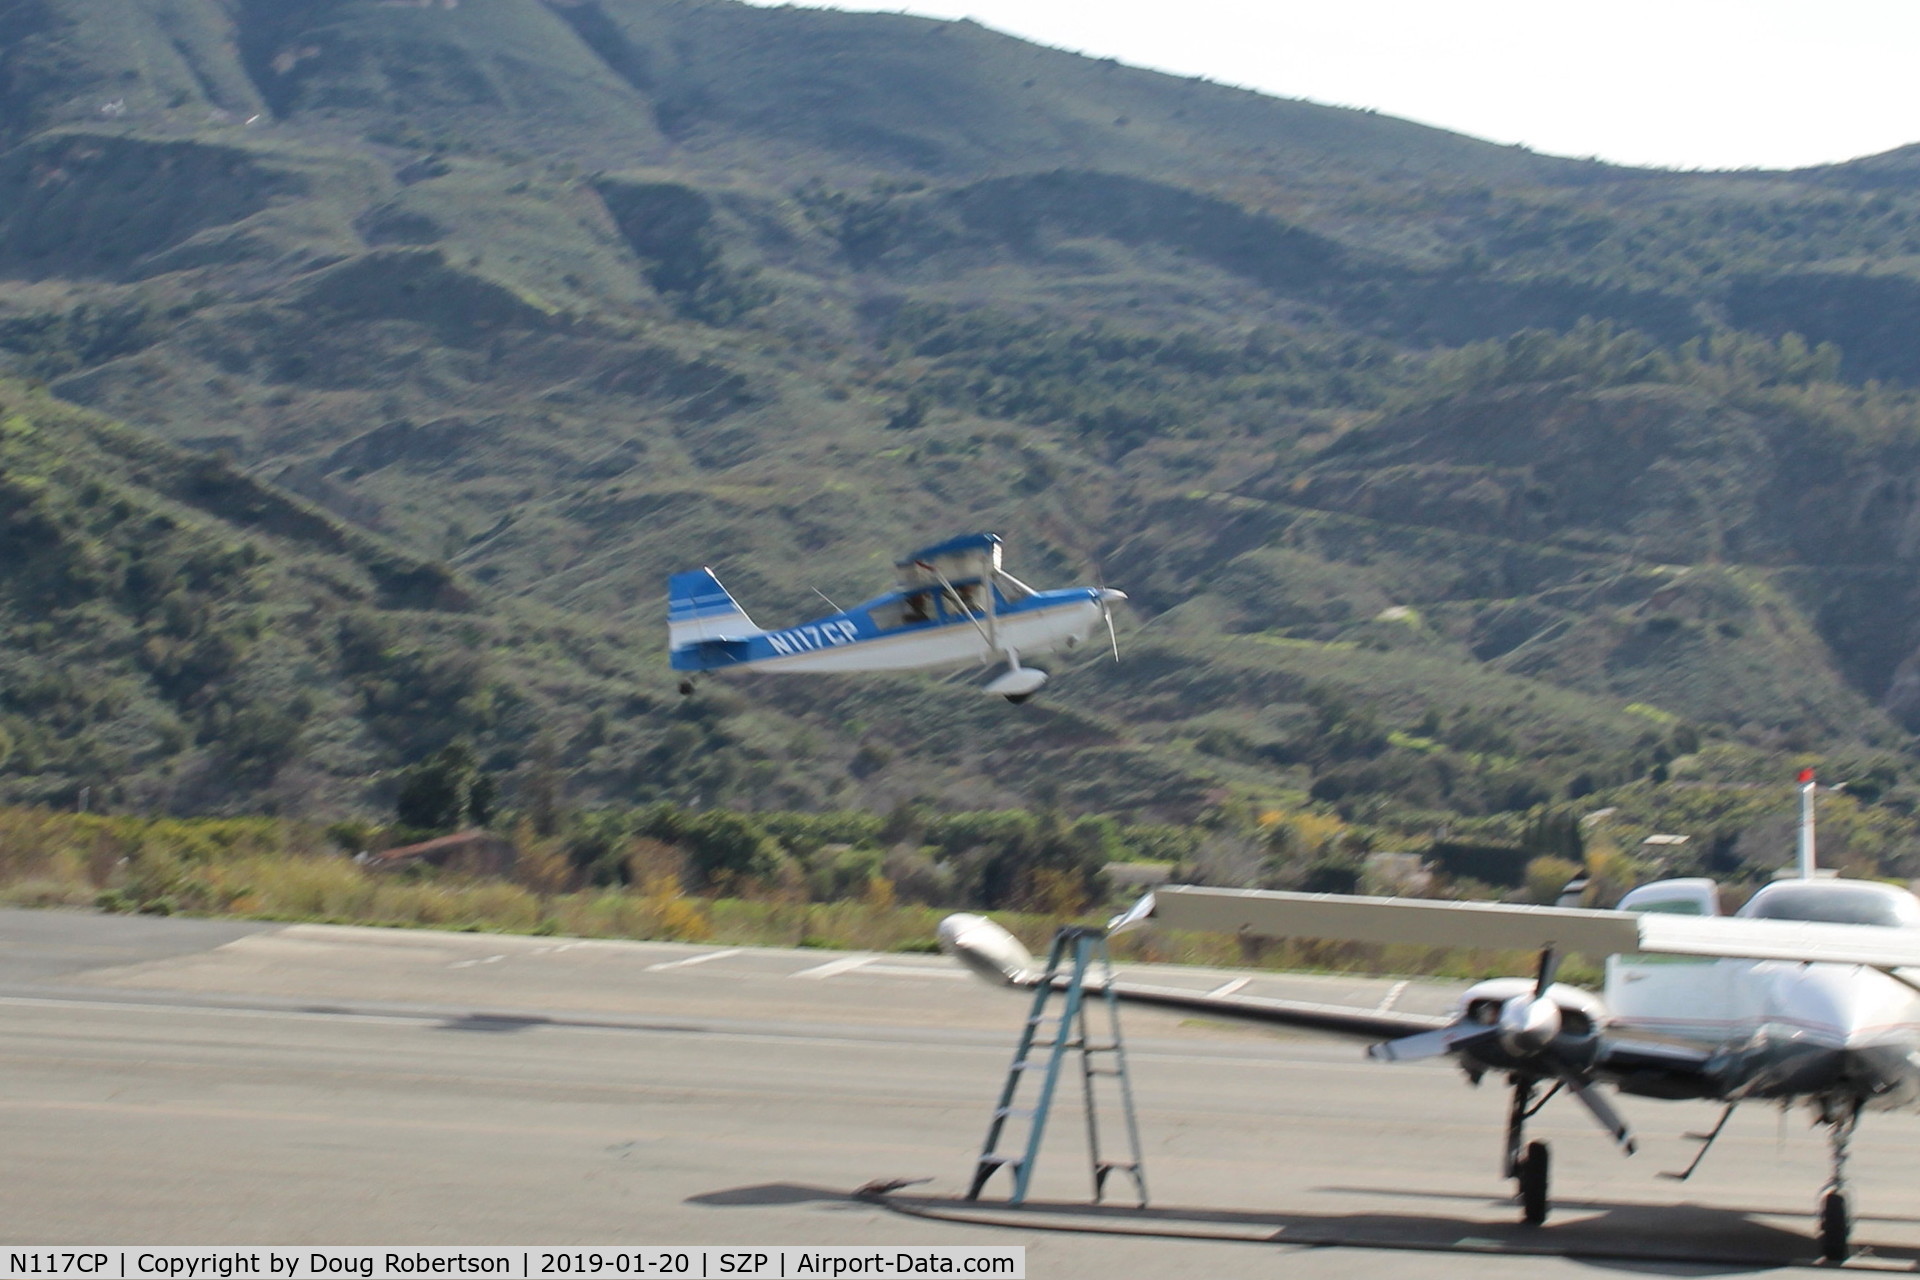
<box><xmin>1632</xmin><ymin>899</ymin><xmax>1707</xmax><ymax>915</ymax></box>
<box><xmin>941</xmin><ymin>583</ymin><xmax>987</xmax><ymax>618</ymax></box>
<box><xmin>995</xmin><ymin>574</ymin><xmax>1035</xmax><ymax>605</ymax></box>
<box><xmin>1741</xmin><ymin>883</ymin><xmax>1920</xmax><ymax>928</ymax></box>
<box><xmin>868</xmin><ymin>592</ymin><xmax>935</xmax><ymax>630</ymax></box>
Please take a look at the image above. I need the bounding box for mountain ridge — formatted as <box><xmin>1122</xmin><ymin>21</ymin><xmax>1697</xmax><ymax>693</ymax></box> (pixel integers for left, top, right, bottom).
<box><xmin>6</xmin><ymin>0</ymin><xmax>1920</xmax><ymax>846</ymax></box>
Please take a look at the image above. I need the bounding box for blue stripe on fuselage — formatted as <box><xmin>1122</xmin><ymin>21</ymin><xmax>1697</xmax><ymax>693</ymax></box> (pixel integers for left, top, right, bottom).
<box><xmin>669</xmin><ymin>587</ymin><xmax>1098</xmax><ymax>671</ymax></box>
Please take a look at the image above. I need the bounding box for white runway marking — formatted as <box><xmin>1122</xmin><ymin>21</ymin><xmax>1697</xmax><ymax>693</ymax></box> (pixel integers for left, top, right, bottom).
<box><xmin>449</xmin><ymin>954</ymin><xmax>506</xmax><ymax>969</ymax></box>
<box><xmin>789</xmin><ymin>955</ymin><xmax>874</xmax><ymax>979</ymax></box>
<box><xmin>1377</xmin><ymin>979</ymin><xmax>1411</xmax><ymax>1012</ymax></box>
<box><xmin>644</xmin><ymin>948</ymin><xmax>743</xmax><ymax>971</ymax></box>
<box><xmin>1207</xmin><ymin>977</ymin><xmax>1251</xmax><ymax>997</ymax></box>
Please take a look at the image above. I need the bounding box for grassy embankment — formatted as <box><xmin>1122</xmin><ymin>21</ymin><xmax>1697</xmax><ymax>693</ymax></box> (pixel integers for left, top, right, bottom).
<box><xmin>0</xmin><ymin>806</ymin><xmax>1568</xmax><ymax>981</ymax></box>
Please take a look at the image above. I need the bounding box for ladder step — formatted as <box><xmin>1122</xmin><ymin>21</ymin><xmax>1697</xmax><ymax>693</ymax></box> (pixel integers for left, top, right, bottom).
<box><xmin>976</xmin><ymin>1155</ymin><xmax>1023</xmax><ymax>1168</ymax></box>
<box><xmin>994</xmin><ymin>1106</ymin><xmax>1037</xmax><ymax>1119</ymax></box>
<box><xmin>1086</xmin><ymin>1067</ymin><xmax>1123</xmax><ymax>1077</ymax></box>
<box><xmin>1097</xmin><ymin>1161</ymin><xmax>1140</xmax><ymax>1172</ymax></box>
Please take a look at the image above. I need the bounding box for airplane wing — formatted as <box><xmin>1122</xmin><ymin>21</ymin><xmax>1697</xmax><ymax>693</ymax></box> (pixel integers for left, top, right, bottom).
<box><xmin>1591</xmin><ymin>1036</ymin><xmax>1719</xmax><ymax>1100</ymax></box>
<box><xmin>939</xmin><ymin>911</ymin><xmax>1440</xmax><ymax>1040</ymax></box>
<box><xmin>1634</xmin><ymin>913</ymin><xmax>1920</xmax><ymax>967</ymax></box>
<box><xmin>939</xmin><ymin>909</ymin><xmax>1724</xmax><ymax>1099</ymax></box>
<box><xmin>1097</xmin><ymin>978</ymin><xmax>1445</xmax><ymax>1041</ymax></box>
<box><xmin>1148</xmin><ymin>885</ymin><xmax>1920</xmax><ymax>968</ymax></box>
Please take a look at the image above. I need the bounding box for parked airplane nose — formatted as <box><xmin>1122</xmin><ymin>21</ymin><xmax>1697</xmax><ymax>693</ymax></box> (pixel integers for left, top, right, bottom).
<box><xmin>1758</xmin><ymin>960</ymin><xmax>1909</xmax><ymax>1050</ymax></box>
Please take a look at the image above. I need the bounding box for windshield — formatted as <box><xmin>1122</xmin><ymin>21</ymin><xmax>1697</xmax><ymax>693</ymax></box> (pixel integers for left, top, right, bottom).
<box><xmin>1740</xmin><ymin>882</ymin><xmax>1920</xmax><ymax>928</ymax></box>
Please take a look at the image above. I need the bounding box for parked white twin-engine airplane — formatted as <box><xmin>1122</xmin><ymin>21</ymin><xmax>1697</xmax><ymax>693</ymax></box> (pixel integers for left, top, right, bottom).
<box><xmin>669</xmin><ymin>533</ymin><xmax>1124</xmax><ymax>702</ymax></box>
<box><xmin>941</xmin><ymin>771</ymin><xmax>1920</xmax><ymax>1261</ymax></box>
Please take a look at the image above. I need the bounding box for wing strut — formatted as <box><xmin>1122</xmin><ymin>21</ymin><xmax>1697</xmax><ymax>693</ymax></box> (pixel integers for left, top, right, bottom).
<box><xmin>916</xmin><ymin>560</ymin><xmax>997</xmax><ymax>657</ymax></box>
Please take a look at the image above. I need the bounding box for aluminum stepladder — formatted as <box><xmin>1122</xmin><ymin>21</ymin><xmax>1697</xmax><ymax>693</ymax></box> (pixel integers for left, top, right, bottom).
<box><xmin>965</xmin><ymin>926</ymin><xmax>1149</xmax><ymax>1207</ymax></box>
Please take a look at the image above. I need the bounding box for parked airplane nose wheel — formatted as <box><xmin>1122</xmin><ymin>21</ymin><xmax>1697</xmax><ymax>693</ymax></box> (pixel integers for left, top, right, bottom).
<box><xmin>1516</xmin><ymin>1141</ymin><xmax>1550</xmax><ymax>1225</ymax></box>
<box><xmin>1819</xmin><ymin>1189</ymin><xmax>1850</xmax><ymax>1262</ymax></box>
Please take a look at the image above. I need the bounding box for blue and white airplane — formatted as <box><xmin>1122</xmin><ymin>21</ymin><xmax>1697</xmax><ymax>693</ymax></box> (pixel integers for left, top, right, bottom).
<box><xmin>669</xmin><ymin>533</ymin><xmax>1124</xmax><ymax>702</ymax></box>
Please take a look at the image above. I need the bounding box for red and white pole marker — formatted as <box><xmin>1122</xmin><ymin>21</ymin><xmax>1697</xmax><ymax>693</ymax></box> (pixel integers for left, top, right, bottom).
<box><xmin>1798</xmin><ymin>766</ymin><xmax>1818</xmax><ymax>880</ymax></box>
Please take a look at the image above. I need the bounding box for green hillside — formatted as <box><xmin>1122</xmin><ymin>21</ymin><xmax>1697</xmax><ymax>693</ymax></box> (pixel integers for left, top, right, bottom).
<box><xmin>7</xmin><ymin>0</ymin><xmax>1920</xmax><ymax>851</ymax></box>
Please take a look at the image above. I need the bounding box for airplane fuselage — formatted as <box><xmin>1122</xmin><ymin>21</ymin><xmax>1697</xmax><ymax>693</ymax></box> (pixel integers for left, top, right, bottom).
<box><xmin>671</xmin><ymin>587</ymin><xmax>1112</xmax><ymax>674</ymax></box>
<box><xmin>1605</xmin><ymin>955</ymin><xmax>1920</xmax><ymax>1108</ymax></box>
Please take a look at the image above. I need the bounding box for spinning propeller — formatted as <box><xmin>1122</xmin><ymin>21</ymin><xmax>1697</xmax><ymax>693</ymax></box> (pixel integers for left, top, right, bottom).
<box><xmin>1369</xmin><ymin>946</ymin><xmax>1635</xmax><ymax>1154</ymax></box>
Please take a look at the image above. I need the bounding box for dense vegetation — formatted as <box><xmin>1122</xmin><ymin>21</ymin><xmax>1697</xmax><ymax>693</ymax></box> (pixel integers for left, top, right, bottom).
<box><xmin>8</xmin><ymin>0</ymin><xmax>1920</xmax><ymax>885</ymax></box>
<box><xmin>7</xmin><ymin>757</ymin><xmax>1914</xmax><ymax>970</ymax></box>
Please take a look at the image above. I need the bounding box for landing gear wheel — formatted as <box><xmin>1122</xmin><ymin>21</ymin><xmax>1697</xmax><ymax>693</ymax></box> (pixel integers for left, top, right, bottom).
<box><xmin>1819</xmin><ymin>1189</ymin><xmax>1850</xmax><ymax>1262</ymax></box>
<box><xmin>1516</xmin><ymin>1141</ymin><xmax>1550</xmax><ymax>1226</ymax></box>
<box><xmin>1003</xmin><ymin>693</ymin><xmax>1032</xmax><ymax>705</ymax></box>
<box><xmin>677</xmin><ymin>679</ymin><xmax>696</xmax><ymax>697</ymax></box>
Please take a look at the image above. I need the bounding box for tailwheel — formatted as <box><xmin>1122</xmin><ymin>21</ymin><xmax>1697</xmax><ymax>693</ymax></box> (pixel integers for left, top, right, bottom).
<box><xmin>1516</xmin><ymin>1140</ymin><xmax>1550</xmax><ymax>1226</ymax></box>
<box><xmin>677</xmin><ymin>678</ymin><xmax>696</xmax><ymax>697</ymax></box>
<box><xmin>1819</xmin><ymin>1188</ymin><xmax>1850</xmax><ymax>1263</ymax></box>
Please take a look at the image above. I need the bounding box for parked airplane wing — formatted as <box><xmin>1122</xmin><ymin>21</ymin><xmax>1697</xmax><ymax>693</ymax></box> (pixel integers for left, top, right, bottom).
<box><xmin>938</xmin><ymin>912</ymin><xmax>1442</xmax><ymax>1039</ymax></box>
<box><xmin>1101</xmin><ymin>979</ymin><xmax>1446</xmax><ymax>1041</ymax></box>
<box><xmin>1150</xmin><ymin>885</ymin><xmax>1920</xmax><ymax>969</ymax></box>
<box><xmin>1592</xmin><ymin>1036</ymin><xmax>1720</xmax><ymax>1100</ymax></box>
<box><xmin>1635</xmin><ymin>914</ymin><xmax>1920</xmax><ymax>968</ymax></box>
<box><xmin>1150</xmin><ymin>886</ymin><xmax>1641</xmax><ymax>958</ymax></box>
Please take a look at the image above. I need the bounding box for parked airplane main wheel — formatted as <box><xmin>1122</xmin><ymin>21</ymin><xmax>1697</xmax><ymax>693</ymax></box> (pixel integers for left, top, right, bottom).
<box><xmin>1517</xmin><ymin>1140</ymin><xmax>1550</xmax><ymax>1226</ymax></box>
<box><xmin>1819</xmin><ymin>1189</ymin><xmax>1850</xmax><ymax>1262</ymax></box>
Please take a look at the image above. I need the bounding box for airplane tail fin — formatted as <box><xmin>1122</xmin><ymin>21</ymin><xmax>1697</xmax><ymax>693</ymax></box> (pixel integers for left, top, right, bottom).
<box><xmin>669</xmin><ymin>569</ymin><xmax>762</xmax><ymax>650</ymax></box>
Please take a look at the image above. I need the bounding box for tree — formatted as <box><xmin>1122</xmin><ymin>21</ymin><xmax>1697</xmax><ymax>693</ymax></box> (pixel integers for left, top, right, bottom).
<box><xmin>521</xmin><ymin>731</ymin><xmax>565</xmax><ymax>837</ymax></box>
<box><xmin>394</xmin><ymin>741</ymin><xmax>495</xmax><ymax>833</ymax></box>
<box><xmin>681</xmin><ymin>811</ymin><xmax>783</xmax><ymax>890</ymax></box>
<box><xmin>971</xmin><ymin>810</ymin><xmax>1109</xmax><ymax>912</ymax></box>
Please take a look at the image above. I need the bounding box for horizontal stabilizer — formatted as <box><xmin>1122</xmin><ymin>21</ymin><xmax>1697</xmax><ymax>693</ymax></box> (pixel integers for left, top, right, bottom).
<box><xmin>1148</xmin><ymin>885</ymin><xmax>1920</xmax><ymax>969</ymax></box>
<box><xmin>668</xmin><ymin>568</ymin><xmax>762</xmax><ymax>650</ymax></box>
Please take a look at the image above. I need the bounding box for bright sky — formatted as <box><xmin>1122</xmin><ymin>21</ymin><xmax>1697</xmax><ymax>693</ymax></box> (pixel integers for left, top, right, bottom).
<box><xmin>746</xmin><ymin>0</ymin><xmax>1920</xmax><ymax>171</ymax></box>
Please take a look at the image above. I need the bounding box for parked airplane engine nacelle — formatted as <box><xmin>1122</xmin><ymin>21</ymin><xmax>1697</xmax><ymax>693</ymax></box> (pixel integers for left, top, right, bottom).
<box><xmin>1498</xmin><ymin>990</ymin><xmax>1563</xmax><ymax>1055</ymax></box>
<box><xmin>939</xmin><ymin>913</ymin><xmax>1039</xmax><ymax>987</ymax></box>
<box><xmin>1459</xmin><ymin>976</ymin><xmax>1606</xmax><ymax>1062</ymax></box>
